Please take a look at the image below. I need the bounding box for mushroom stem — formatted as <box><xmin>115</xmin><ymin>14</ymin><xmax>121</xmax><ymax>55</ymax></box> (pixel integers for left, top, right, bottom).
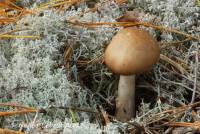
<box><xmin>115</xmin><ymin>75</ymin><xmax>135</xmax><ymax>122</ymax></box>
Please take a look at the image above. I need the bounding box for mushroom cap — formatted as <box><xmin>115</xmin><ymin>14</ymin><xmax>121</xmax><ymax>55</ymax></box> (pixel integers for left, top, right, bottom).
<box><xmin>104</xmin><ymin>27</ymin><xmax>160</xmax><ymax>75</ymax></box>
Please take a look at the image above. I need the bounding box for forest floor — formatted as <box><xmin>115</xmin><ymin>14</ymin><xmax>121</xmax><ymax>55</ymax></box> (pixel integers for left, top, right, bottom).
<box><xmin>0</xmin><ymin>0</ymin><xmax>200</xmax><ymax>134</ymax></box>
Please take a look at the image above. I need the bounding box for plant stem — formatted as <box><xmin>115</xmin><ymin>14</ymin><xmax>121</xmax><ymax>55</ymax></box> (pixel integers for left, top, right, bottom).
<box><xmin>115</xmin><ymin>75</ymin><xmax>135</xmax><ymax>122</ymax></box>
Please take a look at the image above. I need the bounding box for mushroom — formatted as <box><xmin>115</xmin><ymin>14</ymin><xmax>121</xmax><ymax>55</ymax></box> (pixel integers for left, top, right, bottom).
<box><xmin>104</xmin><ymin>27</ymin><xmax>160</xmax><ymax>122</ymax></box>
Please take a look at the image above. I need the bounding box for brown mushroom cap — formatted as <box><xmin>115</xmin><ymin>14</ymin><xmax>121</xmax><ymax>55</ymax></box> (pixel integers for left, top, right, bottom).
<box><xmin>104</xmin><ymin>27</ymin><xmax>160</xmax><ymax>75</ymax></box>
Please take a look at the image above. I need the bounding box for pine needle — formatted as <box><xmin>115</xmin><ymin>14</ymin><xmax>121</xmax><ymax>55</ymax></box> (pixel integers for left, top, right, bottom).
<box><xmin>67</xmin><ymin>21</ymin><xmax>199</xmax><ymax>40</ymax></box>
<box><xmin>0</xmin><ymin>128</ymin><xmax>24</xmax><ymax>134</ymax></box>
<box><xmin>0</xmin><ymin>34</ymin><xmax>41</xmax><ymax>39</ymax></box>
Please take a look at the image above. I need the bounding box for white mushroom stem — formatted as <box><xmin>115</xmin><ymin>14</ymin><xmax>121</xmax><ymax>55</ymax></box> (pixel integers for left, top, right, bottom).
<box><xmin>115</xmin><ymin>75</ymin><xmax>135</xmax><ymax>121</ymax></box>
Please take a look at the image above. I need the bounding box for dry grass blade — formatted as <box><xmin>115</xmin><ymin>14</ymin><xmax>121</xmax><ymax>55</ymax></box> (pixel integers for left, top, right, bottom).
<box><xmin>64</xmin><ymin>46</ymin><xmax>73</xmax><ymax>71</ymax></box>
<box><xmin>0</xmin><ymin>28</ymin><xmax>29</xmax><ymax>35</ymax></box>
<box><xmin>166</xmin><ymin>121</ymin><xmax>200</xmax><ymax>131</ymax></box>
<box><xmin>37</xmin><ymin>0</ymin><xmax>87</xmax><ymax>10</ymax></box>
<box><xmin>86</xmin><ymin>54</ymin><xmax>103</xmax><ymax>64</ymax></box>
<box><xmin>155</xmin><ymin>101</ymin><xmax>200</xmax><ymax>117</ymax></box>
<box><xmin>98</xmin><ymin>105</ymin><xmax>110</xmax><ymax>126</ymax></box>
<box><xmin>0</xmin><ymin>18</ymin><xmax>16</xmax><ymax>24</ymax></box>
<box><xmin>160</xmin><ymin>54</ymin><xmax>189</xmax><ymax>75</ymax></box>
<box><xmin>67</xmin><ymin>21</ymin><xmax>199</xmax><ymax>40</ymax></box>
<box><xmin>115</xmin><ymin>0</ymin><xmax>128</xmax><ymax>5</ymax></box>
<box><xmin>160</xmin><ymin>38</ymin><xmax>192</xmax><ymax>48</ymax></box>
<box><xmin>0</xmin><ymin>102</ymin><xmax>35</xmax><ymax>110</ymax></box>
<box><xmin>0</xmin><ymin>9</ymin><xmax>8</xmax><ymax>17</ymax></box>
<box><xmin>0</xmin><ymin>102</ymin><xmax>38</xmax><ymax>117</ymax></box>
<box><xmin>0</xmin><ymin>34</ymin><xmax>41</xmax><ymax>39</ymax></box>
<box><xmin>145</xmin><ymin>101</ymin><xmax>200</xmax><ymax>126</ymax></box>
<box><xmin>64</xmin><ymin>46</ymin><xmax>73</xmax><ymax>80</ymax></box>
<box><xmin>0</xmin><ymin>0</ymin><xmax>34</xmax><ymax>25</ymax></box>
<box><xmin>37</xmin><ymin>0</ymin><xmax>65</xmax><ymax>9</ymax></box>
<box><xmin>0</xmin><ymin>0</ymin><xmax>22</xmax><ymax>10</ymax></box>
<box><xmin>0</xmin><ymin>128</ymin><xmax>24</xmax><ymax>134</ymax></box>
<box><xmin>64</xmin><ymin>52</ymin><xmax>103</xmax><ymax>69</ymax></box>
<box><xmin>146</xmin><ymin>107</ymin><xmax>186</xmax><ymax>126</ymax></box>
<box><xmin>0</xmin><ymin>109</ymin><xmax>38</xmax><ymax>117</ymax></box>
